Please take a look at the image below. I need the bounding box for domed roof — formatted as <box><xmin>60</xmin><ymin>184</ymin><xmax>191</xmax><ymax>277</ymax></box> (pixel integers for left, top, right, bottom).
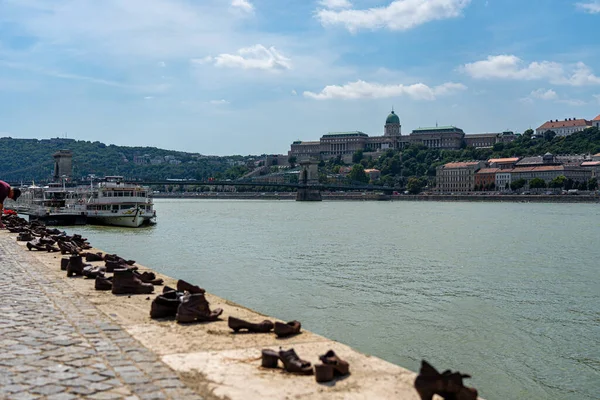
<box><xmin>386</xmin><ymin>110</ymin><xmax>400</xmax><ymax>124</ymax></box>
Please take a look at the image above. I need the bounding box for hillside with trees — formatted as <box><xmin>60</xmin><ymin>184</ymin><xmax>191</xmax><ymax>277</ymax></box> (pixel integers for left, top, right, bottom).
<box><xmin>335</xmin><ymin>126</ymin><xmax>600</xmax><ymax>188</ymax></box>
<box><xmin>0</xmin><ymin>137</ymin><xmax>251</xmax><ymax>183</ymax></box>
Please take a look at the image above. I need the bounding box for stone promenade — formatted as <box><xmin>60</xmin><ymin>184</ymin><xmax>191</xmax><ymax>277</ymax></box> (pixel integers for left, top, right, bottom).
<box><xmin>0</xmin><ymin>230</ymin><xmax>460</xmax><ymax>400</ymax></box>
<box><xmin>0</xmin><ymin>234</ymin><xmax>203</xmax><ymax>400</ymax></box>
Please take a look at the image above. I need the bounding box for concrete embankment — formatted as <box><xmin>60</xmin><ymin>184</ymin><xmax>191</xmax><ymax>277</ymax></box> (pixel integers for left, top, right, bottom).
<box><xmin>1</xmin><ymin>231</ymin><xmax>463</xmax><ymax>399</ymax></box>
<box><xmin>155</xmin><ymin>192</ymin><xmax>600</xmax><ymax>203</ymax></box>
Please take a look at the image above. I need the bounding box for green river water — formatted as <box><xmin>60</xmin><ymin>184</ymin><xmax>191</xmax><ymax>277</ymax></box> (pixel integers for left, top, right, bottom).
<box><xmin>63</xmin><ymin>199</ymin><xmax>600</xmax><ymax>400</ymax></box>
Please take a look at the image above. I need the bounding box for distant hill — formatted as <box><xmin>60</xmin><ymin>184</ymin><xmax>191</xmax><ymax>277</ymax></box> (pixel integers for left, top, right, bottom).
<box><xmin>0</xmin><ymin>137</ymin><xmax>247</xmax><ymax>182</ymax></box>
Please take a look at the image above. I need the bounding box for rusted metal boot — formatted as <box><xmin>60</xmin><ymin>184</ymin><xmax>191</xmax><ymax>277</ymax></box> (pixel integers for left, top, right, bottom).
<box><xmin>414</xmin><ymin>360</ymin><xmax>478</xmax><ymax>400</ymax></box>
<box><xmin>16</xmin><ymin>232</ymin><xmax>33</xmax><ymax>242</ymax></box>
<box><xmin>95</xmin><ymin>276</ymin><xmax>112</xmax><ymax>291</ymax></box>
<box><xmin>66</xmin><ymin>255</ymin><xmax>87</xmax><ymax>277</ymax></box>
<box><xmin>150</xmin><ymin>290</ymin><xmax>182</xmax><ymax>319</ymax></box>
<box><xmin>111</xmin><ymin>268</ymin><xmax>154</xmax><ymax>295</ymax></box>
<box><xmin>60</xmin><ymin>257</ymin><xmax>70</xmax><ymax>271</ymax></box>
<box><xmin>176</xmin><ymin>293</ymin><xmax>222</xmax><ymax>323</ymax></box>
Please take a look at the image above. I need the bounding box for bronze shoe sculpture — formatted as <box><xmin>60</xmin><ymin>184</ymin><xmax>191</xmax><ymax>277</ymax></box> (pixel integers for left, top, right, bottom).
<box><xmin>60</xmin><ymin>257</ymin><xmax>70</xmax><ymax>271</ymax></box>
<box><xmin>95</xmin><ymin>276</ymin><xmax>113</xmax><ymax>291</ymax></box>
<box><xmin>45</xmin><ymin>244</ymin><xmax>60</xmax><ymax>252</ymax></box>
<box><xmin>177</xmin><ymin>279</ymin><xmax>205</xmax><ymax>294</ymax></box>
<box><xmin>134</xmin><ymin>271</ymin><xmax>164</xmax><ymax>286</ymax></box>
<box><xmin>274</xmin><ymin>321</ymin><xmax>302</xmax><ymax>338</ymax></box>
<box><xmin>150</xmin><ymin>290</ymin><xmax>182</xmax><ymax>319</ymax></box>
<box><xmin>414</xmin><ymin>360</ymin><xmax>478</xmax><ymax>400</ymax></box>
<box><xmin>84</xmin><ymin>252</ymin><xmax>104</xmax><ymax>262</ymax></box>
<box><xmin>82</xmin><ymin>265</ymin><xmax>106</xmax><ymax>279</ymax></box>
<box><xmin>315</xmin><ymin>350</ymin><xmax>350</xmax><ymax>382</ymax></box>
<box><xmin>16</xmin><ymin>232</ymin><xmax>33</xmax><ymax>242</ymax></box>
<box><xmin>176</xmin><ymin>293</ymin><xmax>222</xmax><ymax>323</ymax></box>
<box><xmin>261</xmin><ymin>348</ymin><xmax>312</xmax><ymax>375</ymax></box>
<box><xmin>26</xmin><ymin>239</ymin><xmax>46</xmax><ymax>251</ymax></box>
<box><xmin>111</xmin><ymin>268</ymin><xmax>154</xmax><ymax>295</ymax></box>
<box><xmin>66</xmin><ymin>255</ymin><xmax>90</xmax><ymax>277</ymax></box>
<box><xmin>228</xmin><ymin>317</ymin><xmax>274</xmax><ymax>333</ymax></box>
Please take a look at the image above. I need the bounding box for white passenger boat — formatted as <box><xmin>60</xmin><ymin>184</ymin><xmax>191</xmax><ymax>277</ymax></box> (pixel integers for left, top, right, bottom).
<box><xmin>84</xmin><ymin>176</ymin><xmax>156</xmax><ymax>228</ymax></box>
<box><xmin>13</xmin><ymin>183</ymin><xmax>88</xmax><ymax>225</ymax></box>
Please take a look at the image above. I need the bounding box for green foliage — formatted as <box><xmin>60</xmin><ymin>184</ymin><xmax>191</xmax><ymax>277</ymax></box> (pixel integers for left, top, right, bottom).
<box><xmin>288</xmin><ymin>156</ymin><xmax>297</xmax><ymax>167</ymax></box>
<box><xmin>406</xmin><ymin>177</ymin><xmax>426</xmax><ymax>194</ymax></box>
<box><xmin>363</xmin><ymin>126</ymin><xmax>600</xmax><ymax>188</ymax></box>
<box><xmin>529</xmin><ymin>177</ymin><xmax>547</xmax><ymax>189</ymax></box>
<box><xmin>511</xmin><ymin>179</ymin><xmax>527</xmax><ymax>191</ymax></box>
<box><xmin>544</xmin><ymin>130</ymin><xmax>557</xmax><ymax>141</ymax></box>
<box><xmin>347</xmin><ymin>164</ymin><xmax>369</xmax><ymax>184</ymax></box>
<box><xmin>549</xmin><ymin>175</ymin><xmax>566</xmax><ymax>188</ymax></box>
<box><xmin>0</xmin><ymin>137</ymin><xmax>239</xmax><ymax>182</ymax></box>
<box><xmin>352</xmin><ymin>149</ymin><xmax>364</xmax><ymax>164</ymax></box>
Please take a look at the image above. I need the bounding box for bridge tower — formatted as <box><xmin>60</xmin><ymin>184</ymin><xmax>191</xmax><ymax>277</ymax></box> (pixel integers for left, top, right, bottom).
<box><xmin>53</xmin><ymin>149</ymin><xmax>73</xmax><ymax>182</ymax></box>
<box><xmin>296</xmin><ymin>159</ymin><xmax>322</xmax><ymax>201</ymax></box>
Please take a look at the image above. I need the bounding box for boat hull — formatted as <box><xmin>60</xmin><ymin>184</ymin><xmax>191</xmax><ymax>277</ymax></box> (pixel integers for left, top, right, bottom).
<box><xmin>87</xmin><ymin>214</ymin><xmax>152</xmax><ymax>228</ymax></box>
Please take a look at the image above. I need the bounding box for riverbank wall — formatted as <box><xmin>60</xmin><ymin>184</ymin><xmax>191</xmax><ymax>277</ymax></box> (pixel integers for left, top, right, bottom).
<box><xmin>0</xmin><ymin>230</ymin><xmax>456</xmax><ymax>400</ymax></box>
<box><xmin>154</xmin><ymin>192</ymin><xmax>600</xmax><ymax>203</ymax></box>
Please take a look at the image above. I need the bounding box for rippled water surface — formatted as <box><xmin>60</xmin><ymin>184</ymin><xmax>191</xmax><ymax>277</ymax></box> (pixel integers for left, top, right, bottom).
<box><xmin>65</xmin><ymin>199</ymin><xmax>600</xmax><ymax>400</ymax></box>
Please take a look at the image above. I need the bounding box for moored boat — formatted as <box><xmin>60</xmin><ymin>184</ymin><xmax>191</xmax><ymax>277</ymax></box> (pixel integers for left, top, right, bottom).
<box><xmin>84</xmin><ymin>176</ymin><xmax>155</xmax><ymax>228</ymax></box>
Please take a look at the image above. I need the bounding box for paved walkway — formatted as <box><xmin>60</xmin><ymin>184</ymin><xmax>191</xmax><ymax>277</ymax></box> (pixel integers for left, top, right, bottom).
<box><xmin>0</xmin><ymin>234</ymin><xmax>203</xmax><ymax>400</ymax></box>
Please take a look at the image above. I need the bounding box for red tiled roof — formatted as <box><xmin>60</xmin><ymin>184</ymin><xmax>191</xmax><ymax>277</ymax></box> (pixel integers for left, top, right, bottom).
<box><xmin>593</xmin><ymin>114</ymin><xmax>600</xmax><ymax>121</ymax></box>
<box><xmin>537</xmin><ymin>119</ymin><xmax>590</xmax><ymax>130</ymax></box>
<box><xmin>475</xmin><ymin>168</ymin><xmax>501</xmax><ymax>174</ymax></box>
<box><xmin>443</xmin><ymin>162</ymin><xmax>481</xmax><ymax>168</ymax></box>
<box><xmin>581</xmin><ymin>161</ymin><xmax>600</xmax><ymax>166</ymax></box>
<box><xmin>511</xmin><ymin>166</ymin><xmax>565</xmax><ymax>172</ymax></box>
<box><xmin>488</xmin><ymin>157</ymin><xmax>519</xmax><ymax>163</ymax></box>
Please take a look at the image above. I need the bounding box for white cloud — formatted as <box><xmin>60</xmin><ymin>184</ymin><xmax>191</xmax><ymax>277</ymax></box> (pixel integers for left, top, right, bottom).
<box><xmin>231</xmin><ymin>0</ymin><xmax>254</xmax><ymax>13</ymax></box>
<box><xmin>303</xmin><ymin>80</ymin><xmax>466</xmax><ymax>100</ymax></box>
<box><xmin>191</xmin><ymin>56</ymin><xmax>214</xmax><ymax>65</ymax></box>
<box><xmin>594</xmin><ymin>94</ymin><xmax>600</xmax><ymax>104</ymax></box>
<box><xmin>203</xmin><ymin>45</ymin><xmax>291</xmax><ymax>71</ymax></box>
<box><xmin>316</xmin><ymin>0</ymin><xmax>471</xmax><ymax>32</ymax></box>
<box><xmin>530</xmin><ymin>88</ymin><xmax>558</xmax><ymax>100</ymax></box>
<box><xmin>291</xmin><ymin>89</ymin><xmax>298</xmax><ymax>95</ymax></box>
<box><xmin>521</xmin><ymin>88</ymin><xmax>586</xmax><ymax>106</ymax></box>
<box><xmin>576</xmin><ymin>1</ymin><xmax>600</xmax><ymax>13</ymax></box>
<box><xmin>461</xmin><ymin>55</ymin><xmax>600</xmax><ymax>86</ymax></box>
<box><xmin>557</xmin><ymin>98</ymin><xmax>587</xmax><ymax>106</ymax></box>
<box><xmin>319</xmin><ymin>0</ymin><xmax>352</xmax><ymax>9</ymax></box>
<box><xmin>1</xmin><ymin>0</ymin><xmax>256</xmax><ymax>59</ymax></box>
<box><xmin>144</xmin><ymin>96</ymin><xmax>154</xmax><ymax>100</ymax></box>
<box><xmin>157</xmin><ymin>61</ymin><xmax>166</xmax><ymax>67</ymax></box>
<box><xmin>209</xmin><ymin>99</ymin><xmax>229</xmax><ymax>105</ymax></box>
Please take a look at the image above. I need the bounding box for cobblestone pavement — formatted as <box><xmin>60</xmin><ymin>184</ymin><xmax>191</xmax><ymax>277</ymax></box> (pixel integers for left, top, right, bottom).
<box><xmin>0</xmin><ymin>235</ymin><xmax>204</xmax><ymax>400</ymax></box>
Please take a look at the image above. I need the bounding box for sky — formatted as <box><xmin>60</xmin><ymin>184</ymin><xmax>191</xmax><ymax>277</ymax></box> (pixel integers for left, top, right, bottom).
<box><xmin>1</xmin><ymin>0</ymin><xmax>600</xmax><ymax>156</ymax></box>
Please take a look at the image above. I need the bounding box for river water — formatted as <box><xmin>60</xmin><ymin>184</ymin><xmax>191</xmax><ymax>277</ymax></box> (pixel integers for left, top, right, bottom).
<box><xmin>64</xmin><ymin>199</ymin><xmax>599</xmax><ymax>400</ymax></box>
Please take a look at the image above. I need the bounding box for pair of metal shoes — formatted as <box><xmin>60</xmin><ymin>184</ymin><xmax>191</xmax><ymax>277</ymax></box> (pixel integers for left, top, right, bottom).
<box><xmin>261</xmin><ymin>348</ymin><xmax>350</xmax><ymax>382</ymax></box>
<box><xmin>414</xmin><ymin>360</ymin><xmax>478</xmax><ymax>400</ymax></box>
<box><xmin>150</xmin><ymin>280</ymin><xmax>222</xmax><ymax>323</ymax></box>
<box><xmin>228</xmin><ymin>317</ymin><xmax>302</xmax><ymax>337</ymax></box>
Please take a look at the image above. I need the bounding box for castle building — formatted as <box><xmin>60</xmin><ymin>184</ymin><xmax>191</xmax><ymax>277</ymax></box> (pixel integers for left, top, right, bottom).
<box><xmin>535</xmin><ymin>118</ymin><xmax>592</xmax><ymax>137</ymax></box>
<box><xmin>288</xmin><ymin>110</ymin><xmax>513</xmax><ymax>161</ymax></box>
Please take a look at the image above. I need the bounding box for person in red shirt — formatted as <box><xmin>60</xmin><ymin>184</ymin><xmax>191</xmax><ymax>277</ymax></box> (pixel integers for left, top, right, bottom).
<box><xmin>0</xmin><ymin>180</ymin><xmax>21</xmax><ymax>229</ymax></box>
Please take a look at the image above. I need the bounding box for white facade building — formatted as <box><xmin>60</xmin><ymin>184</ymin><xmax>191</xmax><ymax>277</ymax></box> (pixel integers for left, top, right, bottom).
<box><xmin>536</xmin><ymin>118</ymin><xmax>591</xmax><ymax>137</ymax></box>
<box><xmin>495</xmin><ymin>172</ymin><xmax>512</xmax><ymax>191</ymax></box>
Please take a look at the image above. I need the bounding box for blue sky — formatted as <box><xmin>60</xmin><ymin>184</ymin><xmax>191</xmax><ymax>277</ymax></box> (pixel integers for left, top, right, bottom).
<box><xmin>1</xmin><ymin>0</ymin><xmax>600</xmax><ymax>155</ymax></box>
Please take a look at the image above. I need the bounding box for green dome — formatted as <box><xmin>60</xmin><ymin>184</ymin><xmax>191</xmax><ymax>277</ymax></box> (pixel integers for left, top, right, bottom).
<box><xmin>386</xmin><ymin>110</ymin><xmax>400</xmax><ymax>124</ymax></box>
